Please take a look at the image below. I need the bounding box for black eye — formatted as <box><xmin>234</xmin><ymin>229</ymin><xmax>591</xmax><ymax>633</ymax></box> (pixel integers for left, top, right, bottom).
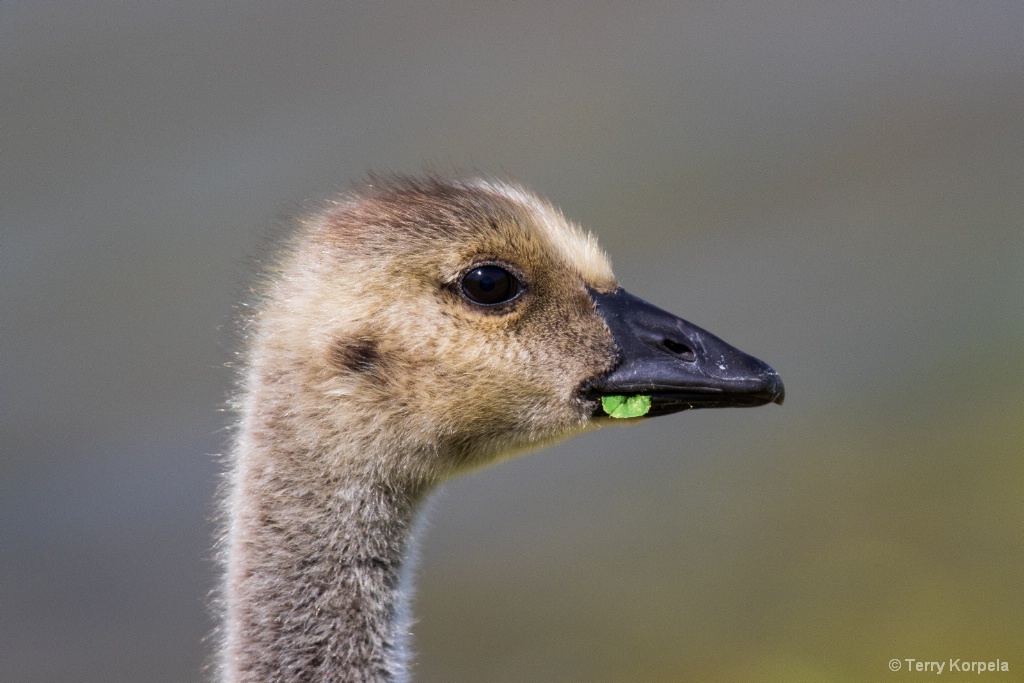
<box><xmin>461</xmin><ymin>265</ymin><xmax>522</xmax><ymax>306</ymax></box>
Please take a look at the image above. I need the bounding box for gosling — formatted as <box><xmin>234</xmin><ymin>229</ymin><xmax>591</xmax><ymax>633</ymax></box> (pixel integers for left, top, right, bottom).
<box><xmin>219</xmin><ymin>175</ymin><xmax>784</xmax><ymax>682</ymax></box>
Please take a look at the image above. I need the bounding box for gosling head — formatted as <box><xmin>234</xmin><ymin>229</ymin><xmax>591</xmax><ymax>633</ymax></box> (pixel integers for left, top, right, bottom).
<box><xmin>247</xmin><ymin>175</ymin><xmax>783</xmax><ymax>487</ymax></box>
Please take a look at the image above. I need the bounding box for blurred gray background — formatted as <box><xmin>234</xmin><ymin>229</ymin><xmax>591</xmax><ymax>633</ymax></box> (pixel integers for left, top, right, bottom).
<box><xmin>2</xmin><ymin>3</ymin><xmax>1022</xmax><ymax>682</ymax></box>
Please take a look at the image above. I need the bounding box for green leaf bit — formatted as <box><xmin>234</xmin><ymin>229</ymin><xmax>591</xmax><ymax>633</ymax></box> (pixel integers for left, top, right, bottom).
<box><xmin>601</xmin><ymin>394</ymin><xmax>652</xmax><ymax>418</ymax></box>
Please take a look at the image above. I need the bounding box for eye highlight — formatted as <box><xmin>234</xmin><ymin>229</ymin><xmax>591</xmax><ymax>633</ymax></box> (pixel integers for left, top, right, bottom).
<box><xmin>460</xmin><ymin>265</ymin><xmax>523</xmax><ymax>306</ymax></box>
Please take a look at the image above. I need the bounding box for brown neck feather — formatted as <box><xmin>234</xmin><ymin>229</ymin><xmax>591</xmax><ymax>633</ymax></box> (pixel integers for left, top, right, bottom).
<box><xmin>221</xmin><ymin>405</ymin><xmax>428</xmax><ymax>683</ymax></box>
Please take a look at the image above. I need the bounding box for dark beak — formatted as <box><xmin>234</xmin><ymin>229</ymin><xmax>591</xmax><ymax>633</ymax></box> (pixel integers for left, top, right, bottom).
<box><xmin>586</xmin><ymin>288</ymin><xmax>785</xmax><ymax>417</ymax></box>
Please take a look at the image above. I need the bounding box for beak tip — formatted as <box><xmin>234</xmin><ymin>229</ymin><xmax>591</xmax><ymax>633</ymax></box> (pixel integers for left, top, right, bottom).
<box><xmin>768</xmin><ymin>372</ymin><xmax>785</xmax><ymax>405</ymax></box>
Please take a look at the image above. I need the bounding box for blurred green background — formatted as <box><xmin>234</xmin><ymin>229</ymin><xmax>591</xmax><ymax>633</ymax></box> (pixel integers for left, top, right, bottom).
<box><xmin>2</xmin><ymin>3</ymin><xmax>1021</xmax><ymax>682</ymax></box>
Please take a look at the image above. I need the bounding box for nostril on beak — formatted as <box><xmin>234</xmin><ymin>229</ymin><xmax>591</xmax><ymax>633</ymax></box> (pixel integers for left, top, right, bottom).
<box><xmin>662</xmin><ymin>338</ymin><xmax>696</xmax><ymax>362</ymax></box>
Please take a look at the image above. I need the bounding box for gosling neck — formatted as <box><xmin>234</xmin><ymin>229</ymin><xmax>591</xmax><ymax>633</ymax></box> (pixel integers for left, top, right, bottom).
<box><xmin>221</xmin><ymin>409</ymin><xmax>432</xmax><ymax>683</ymax></box>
